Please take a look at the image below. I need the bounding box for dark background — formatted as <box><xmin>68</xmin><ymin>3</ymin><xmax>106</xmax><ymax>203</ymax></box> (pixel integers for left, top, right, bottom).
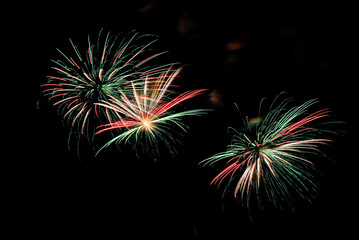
<box><xmin>9</xmin><ymin>0</ymin><xmax>356</xmax><ymax>238</ymax></box>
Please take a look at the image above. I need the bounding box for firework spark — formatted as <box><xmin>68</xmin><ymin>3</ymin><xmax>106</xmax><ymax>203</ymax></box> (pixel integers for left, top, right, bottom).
<box><xmin>41</xmin><ymin>29</ymin><xmax>176</xmax><ymax>144</ymax></box>
<box><xmin>95</xmin><ymin>68</ymin><xmax>208</xmax><ymax>158</ymax></box>
<box><xmin>200</xmin><ymin>97</ymin><xmax>337</xmax><ymax>209</ymax></box>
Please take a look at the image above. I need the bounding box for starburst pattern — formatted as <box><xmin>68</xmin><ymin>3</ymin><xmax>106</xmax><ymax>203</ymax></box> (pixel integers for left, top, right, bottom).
<box><xmin>200</xmin><ymin>97</ymin><xmax>337</xmax><ymax>209</ymax></box>
<box><xmin>95</xmin><ymin>68</ymin><xmax>208</xmax><ymax>157</ymax></box>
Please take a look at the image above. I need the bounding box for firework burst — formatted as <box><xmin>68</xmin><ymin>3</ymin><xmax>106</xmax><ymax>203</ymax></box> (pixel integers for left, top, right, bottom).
<box><xmin>95</xmin><ymin>68</ymin><xmax>208</xmax><ymax>158</ymax></box>
<box><xmin>41</xmin><ymin>29</ymin><xmax>176</xmax><ymax>145</ymax></box>
<box><xmin>200</xmin><ymin>97</ymin><xmax>338</xmax><ymax>209</ymax></box>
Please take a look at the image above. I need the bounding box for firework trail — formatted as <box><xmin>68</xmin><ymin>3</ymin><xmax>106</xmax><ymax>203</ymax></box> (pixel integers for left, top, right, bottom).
<box><xmin>41</xmin><ymin>29</ymin><xmax>177</xmax><ymax>146</ymax></box>
<box><xmin>200</xmin><ymin>96</ymin><xmax>338</xmax><ymax>209</ymax></box>
<box><xmin>95</xmin><ymin>68</ymin><xmax>208</xmax><ymax>158</ymax></box>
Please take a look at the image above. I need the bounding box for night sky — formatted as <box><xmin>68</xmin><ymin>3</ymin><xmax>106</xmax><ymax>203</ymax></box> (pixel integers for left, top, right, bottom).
<box><xmin>10</xmin><ymin>1</ymin><xmax>356</xmax><ymax>238</ymax></box>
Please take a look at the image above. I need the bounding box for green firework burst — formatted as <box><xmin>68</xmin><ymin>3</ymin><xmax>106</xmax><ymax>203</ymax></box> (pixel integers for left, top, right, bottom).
<box><xmin>200</xmin><ymin>96</ymin><xmax>340</xmax><ymax>209</ymax></box>
<box><xmin>41</xmin><ymin>29</ymin><xmax>178</xmax><ymax>147</ymax></box>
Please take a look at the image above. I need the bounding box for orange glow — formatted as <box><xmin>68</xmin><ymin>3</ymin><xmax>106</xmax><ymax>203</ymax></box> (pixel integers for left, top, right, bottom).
<box><xmin>142</xmin><ymin>118</ymin><xmax>152</xmax><ymax>129</ymax></box>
